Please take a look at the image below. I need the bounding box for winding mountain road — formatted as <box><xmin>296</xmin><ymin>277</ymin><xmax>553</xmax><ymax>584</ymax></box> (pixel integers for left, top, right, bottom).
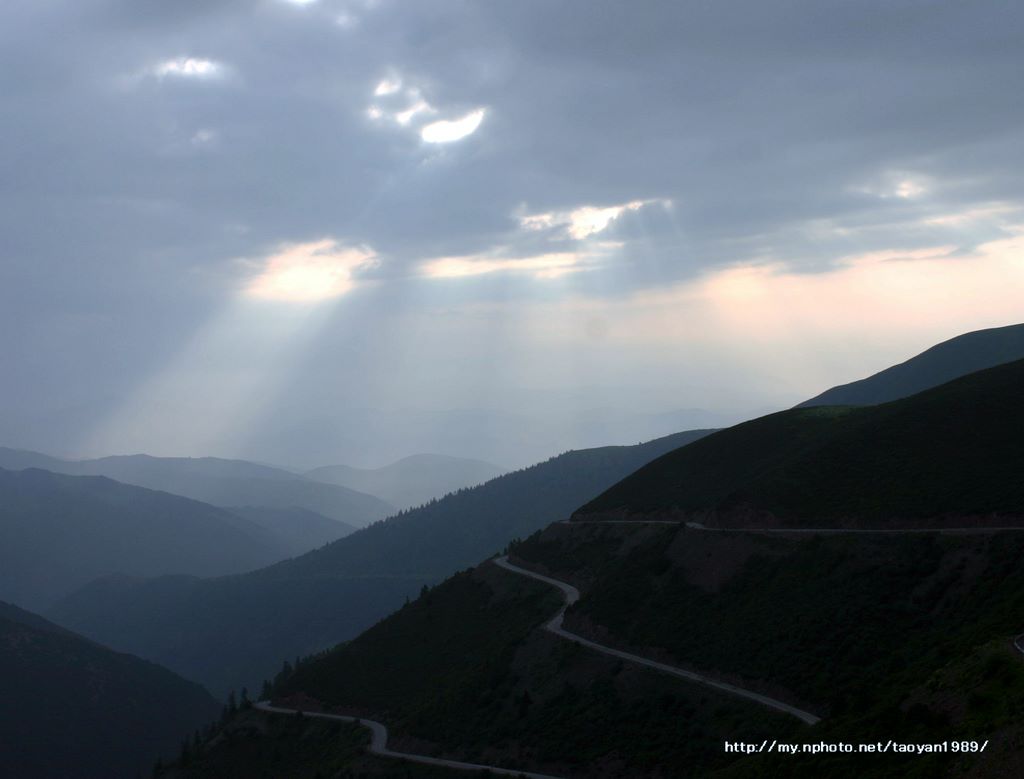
<box><xmin>493</xmin><ymin>556</ymin><xmax>821</xmax><ymax>725</ymax></box>
<box><xmin>254</xmin><ymin>701</ymin><xmax>563</xmax><ymax>778</ymax></box>
<box><xmin>257</xmin><ymin>518</ymin><xmax>1024</xmax><ymax>769</ymax></box>
<box><xmin>566</xmin><ymin>519</ymin><xmax>1024</xmax><ymax>656</ymax></box>
<box><xmin>564</xmin><ymin>519</ymin><xmax>1024</xmax><ymax>532</ymax></box>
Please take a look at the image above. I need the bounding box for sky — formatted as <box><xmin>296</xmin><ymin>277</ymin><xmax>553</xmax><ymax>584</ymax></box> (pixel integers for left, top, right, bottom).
<box><xmin>2</xmin><ymin>0</ymin><xmax>1023</xmax><ymax>467</ymax></box>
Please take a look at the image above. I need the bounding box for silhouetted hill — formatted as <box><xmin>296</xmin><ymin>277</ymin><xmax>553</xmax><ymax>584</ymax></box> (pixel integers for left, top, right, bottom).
<box><xmin>0</xmin><ymin>450</ymin><xmax>393</xmax><ymax>528</ymax></box>
<box><xmin>50</xmin><ymin>429</ymin><xmax>714</xmax><ymax>696</ymax></box>
<box><xmin>576</xmin><ymin>359</ymin><xmax>1024</xmax><ymax>526</ymax></box>
<box><xmin>0</xmin><ymin>600</ymin><xmax>219</xmax><ymax>778</ymax></box>
<box><xmin>305</xmin><ymin>453</ymin><xmax>506</xmax><ymax>510</ymax></box>
<box><xmin>798</xmin><ymin>322</ymin><xmax>1024</xmax><ymax>408</ymax></box>
<box><xmin>0</xmin><ymin>467</ymin><xmax>286</xmax><ymax>610</ymax></box>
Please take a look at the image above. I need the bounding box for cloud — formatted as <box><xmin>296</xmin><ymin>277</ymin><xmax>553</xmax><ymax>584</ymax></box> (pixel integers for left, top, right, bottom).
<box><xmin>373</xmin><ymin>77</ymin><xmax>401</xmax><ymax>96</ymax></box>
<box><xmin>420</xmin><ymin>109</ymin><xmax>486</xmax><ymax>143</ymax></box>
<box><xmin>3</xmin><ymin>0</ymin><xmax>1024</xmax><ymax>461</ymax></box>
<box><xmin>422</xmin><ymin>251</ymin><xmax>582</xmax><ymax>280</ymax></box>
<box><xmin>364</xmin><ymin>73</ymin><xmax>483</xmax><ymax>144</ymax></box>
<box><xmin>149</xmin><ymin>57</ymin><xmax>225</xmax><ymax>79</ymax></box>
<box><xmin>520</xmin><ymin>199</ymin><xmax>669</xmax><ymax>240</ymax></box>
<box><xmin>243</xmin><ymin>240</ymin><xmax>378</xmax><ymax>302</ymax></box>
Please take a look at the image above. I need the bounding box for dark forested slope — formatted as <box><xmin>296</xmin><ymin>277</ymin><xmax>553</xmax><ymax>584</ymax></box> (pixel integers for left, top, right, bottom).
<box><xmin>0</xmin><ymin>601</ymin><xmax>219</xmax><ymax>779</ymax></box>
<box><xmin>576</xmin><ymin>359</ymin><xmax>1024</xmax><ymax>526</ymax></box>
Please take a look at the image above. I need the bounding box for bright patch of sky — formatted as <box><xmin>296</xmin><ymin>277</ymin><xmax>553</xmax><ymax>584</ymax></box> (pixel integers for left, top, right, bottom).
<box><xmin>365</xmin><ymin>73</ymin><xmax>485</xmax><ymax>143</ymax></box>
<box><xmin>423</xmin><ymin>252</ymin><xmax>582</xmax><ymax>280</ymax></box>
<box><xmin>853</xmin><ymin>172</ymin><xmax>930</xmax><ymax>200</ymax></box>
<box><xmin>374</xmin><ymin>78</ymin><xmax>402</xmax><ymax>96</ymax></box>
<box><xmin>420</xmin><ymin>109</ymin><xmax>486</xmax><ymax>143</ymax></box>
<box><xmin>151</xmin><ymin>57</ymin><xmax>224</xmax><ymax>80</ymax></box>
<box><xmin>191</xmin><ymin>129</ymin><xmax>218</xmax><ymax>147</ymax></box>
<box><xmin>244</xmin><ymin>240</ymin><xmax>378</xmax><ymax>302</ymax></box>
<box><xmin>521</xmin><ymin>199</ymin><xmax>669</xmax><ymax>240</ymax></box>
<box><xmin>396</xmin><ymin>98</ymin><xmax>434</xmax><ymax>126</ymax></box>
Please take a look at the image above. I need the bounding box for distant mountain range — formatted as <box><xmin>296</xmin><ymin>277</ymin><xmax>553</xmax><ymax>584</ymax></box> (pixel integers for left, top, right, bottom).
<box><xmin>49</xmin><ymin>428</ymin><xmax>715</xmax><ymax>696</ymax></box>
<box><xmin>227</xmin><ymin>506</ymin><xmax>357</xmax><ymax>557</ymax></box>
<box><xmin>0</xmin><ymin>467</ymin><xmax>296</xmax><ymax>610</ymax></box>
<box><xmin>798</xmin><ymin>322</ymin><xmax>1024</xmax><ymax>407</ymax></box>
<box><xmin>0</xmin><ymin>449</ymin><xmax>393</xmax><ymax>528</ymax></box>
<box><xmin>0</xmin><ymin>600</ymin><xmax>219</xmax><ymax>779</ymax></box>
<box><xmin>231</xmin><ymin>404</ymin><xmax>747</xmax><ymax>472</ymax></box>
<box><xmin>305</xmin><ymin>453</ymin><xmax>506</xmax><ymax>510</ymax></box>
<box><xmin>577</xmin><ymin>358</ymin><xmax>1024</xmax><ymax>526</ymax></box>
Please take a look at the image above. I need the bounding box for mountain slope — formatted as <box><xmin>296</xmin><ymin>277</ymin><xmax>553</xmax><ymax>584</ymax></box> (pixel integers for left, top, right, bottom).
<box><xmin>0</xmin><ymin>467</ymin><xmax>286</xmax><ymax>610</ymax></box>
<box><xmin>305</xmin><ymin>453</ymin><xmax>506</xmax><ymax>510</ymax></box>
<box><xmin>798</xmin><ymin>321</ymin><xmax>1024</xmax><ymax>407</ymax></box>
<box><xmin>277</xmin><ymin>428</ymin><xmax>715</xmax><ymax>581</ymax></box>
<box><xmin>0</xmin><ymin>600</ymin><xmax>219</xmax><ymax>779</ymax></box>
<box><xmin>504</xmin><ymin>521</ymin><xmax>1024</xmax><ymax>778</ymax></box>
<box><xmin>576</xmin><ymin>359</ymin><xmax>1024</xmax><ymax>526</ymax></box>
<box><xmin>226</xmin><ymin>506</ymin><xmax>356</xmax><ymax>557</ymax></box>
<box><xmin>0</xmin><ymin>450</ymin><xmax>393</xmax><ymax>528</ymax></box>
<box><xmin>185</xmin><ymin>352</ymin><xmax>1024</xmax><ymax>777</ymax></box>
<box><xmin>259</xmin><ymin>562</ymin><xmax>791</xmax><ymax>778</ymax></box>
<box><xmin>49</xmin><ymin>428</ymin><xmax>715</xmax><ymax>696</ymax></box>
<box><xmin>252</xmin><ymin>524</ymin><xmax>1024</xmax><ymax>778</ymax></box>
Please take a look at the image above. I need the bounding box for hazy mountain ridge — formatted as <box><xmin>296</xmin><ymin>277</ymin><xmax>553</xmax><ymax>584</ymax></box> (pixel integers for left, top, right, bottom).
<box><xmin>798</xmin><ymin>322</ymin><xmax>1024</xmax><ymax>408</ymax></box>
<box><xmin>305</xmin><ymin>453</ymin><xmax>506</xmax><ymax>510</ymax></box>
<box><xmin>0</xmin><ymin>449</ymin><xmax>393</xmax><ymax>528</ymax></box>
<box><xmin>0</xmin><ymin>467</ymin><xmax>289</xmax><ymax>610</ymax></box>
<box><xmin>226</xmin><ymin>506</ymin><xmax>357</xmax><ymax>557</ymax></box>
<box><xmin>49</xmin><ymin>428</ymin><xmax>715</xmax><ymax>696</ymax></box>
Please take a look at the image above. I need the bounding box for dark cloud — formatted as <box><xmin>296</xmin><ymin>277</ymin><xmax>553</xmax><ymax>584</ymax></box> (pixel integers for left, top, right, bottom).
<box><xmin>2</xmin><ymin>0</ymin><xmax>1022</xmax><ymax>462</ymax></box>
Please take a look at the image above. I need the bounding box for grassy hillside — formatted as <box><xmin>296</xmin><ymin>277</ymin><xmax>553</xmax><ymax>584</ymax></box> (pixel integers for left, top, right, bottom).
<box><xmin>576</xmin><ymin>359</ymin><xmax>1024</xmax><ymax>525</ymax></box>
<box><xmin>0</xmin><ymin>467</ymin><xmax>287</xmax><ymax>610</ymax></box>
<box><xmin>174</xmin><ymin>519</ymin><xmax>1024</xmax><ymax>777</ymax></box>
<box><xmin>271</xmin><ymin>563</ymin><xmax>794</xmax><ymax>778</ymax></box>
<box><xmin>0</xmin><ymin>600</ymin><xmax>219</xmax><ymax>778</ymax></box>
<box><xmin>799</xmin><ymin>322</ymin><xmax>1024</xmax><ymax>407</ymax></box>
<box><xmin>511</xmin><ymin>521</ymin><xmax>1024</xmax><ymax>777</ymax></box>
<box><xmin>49</xmin><ymin>428</ymin><xmax>713</xmax><ymax>699</ymax></box>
